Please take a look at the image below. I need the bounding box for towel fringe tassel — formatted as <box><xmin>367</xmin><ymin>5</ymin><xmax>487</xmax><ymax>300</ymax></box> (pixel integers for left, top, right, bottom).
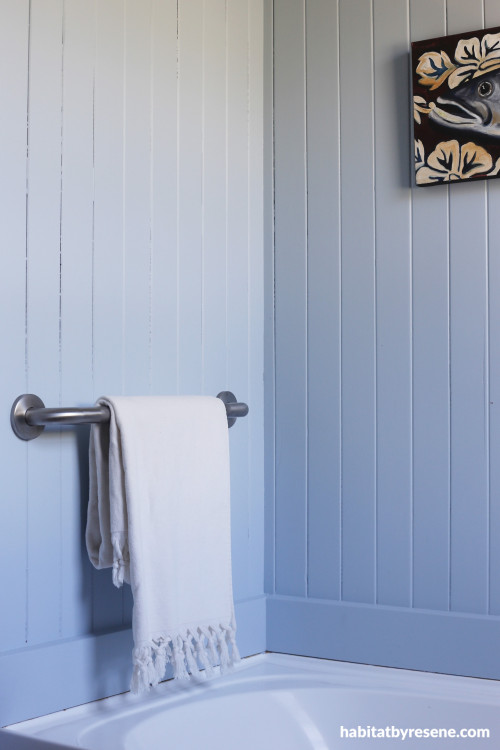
<box><xmin>131</xmin><ymin>622</ymin><xmax>239</xmax><ymax>694</ymax></box>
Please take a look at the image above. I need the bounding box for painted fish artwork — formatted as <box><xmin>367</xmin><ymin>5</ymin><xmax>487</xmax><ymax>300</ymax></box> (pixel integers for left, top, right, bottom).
<box><xmin>412</xmin><ymin>26</ymin><xmax>500</xmax><ymax>186</ymax></box>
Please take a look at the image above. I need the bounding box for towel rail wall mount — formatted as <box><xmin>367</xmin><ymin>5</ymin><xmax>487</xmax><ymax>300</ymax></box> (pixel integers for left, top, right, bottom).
<box><xmin>10</xmin><ymin>392</ymin><xmax>249</xmax><ymax>441</ymax></box>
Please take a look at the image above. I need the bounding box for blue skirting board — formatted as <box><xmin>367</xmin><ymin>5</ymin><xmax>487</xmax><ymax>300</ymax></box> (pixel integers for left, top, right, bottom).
<box><xmin>5</xmin><ymin>594</ymin><xmax>500</xmax><ymax>728</ymax></box>
<box><xmin>267</xmin><ymin>595</ymin><xmax>500</xmax><ymax>680</ymax></box>
<box><xmin>0</xmin><ymin>596</ymin><xmax>266</xmax><ymax>727</ymax></box>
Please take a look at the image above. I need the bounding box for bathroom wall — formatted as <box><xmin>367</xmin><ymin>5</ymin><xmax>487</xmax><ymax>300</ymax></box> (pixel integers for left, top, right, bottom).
<box><xmin>0</xmin><ymin>0</ymin><xmax>264</xmax><ymax>726</ymax></box>
<box><xmin>267</xmin><ymin>0</ymin><xmax>500</xmax><ymax>679</ymax></box>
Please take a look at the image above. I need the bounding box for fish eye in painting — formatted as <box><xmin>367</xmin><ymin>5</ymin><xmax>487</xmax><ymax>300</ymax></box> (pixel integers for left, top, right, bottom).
<box><xmin>412</xmin><ymin>26</ymin><xmax>500</xmax><ymax>186</ymax></box>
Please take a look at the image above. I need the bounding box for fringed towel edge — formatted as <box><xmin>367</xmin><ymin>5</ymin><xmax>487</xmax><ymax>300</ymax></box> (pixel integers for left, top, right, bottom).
<box><xmin>130</xmin><ymin>622</ymin><xmax>241</xmax><ymax>694</ymax></box>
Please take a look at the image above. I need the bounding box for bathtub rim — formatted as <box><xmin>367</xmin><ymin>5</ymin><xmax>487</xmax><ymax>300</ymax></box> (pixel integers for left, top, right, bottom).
<box><xmin>3</xmin><ymin>649</ymin><xmax>500</xmax><ymax>746</ymax></box>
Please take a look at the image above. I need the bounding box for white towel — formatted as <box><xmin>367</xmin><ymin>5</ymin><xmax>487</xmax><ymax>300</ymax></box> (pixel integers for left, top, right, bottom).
<box><xmin>86</xmin><ymin>395</ymin><xmax>240</xmax><ymax>693</ymax></box>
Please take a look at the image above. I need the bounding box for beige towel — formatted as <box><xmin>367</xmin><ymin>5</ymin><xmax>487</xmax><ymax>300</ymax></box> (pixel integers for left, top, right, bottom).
<box><xmin>86</xmin><ymin>395</ymin><xmax>239</xmax><ymax>693</ymax></box>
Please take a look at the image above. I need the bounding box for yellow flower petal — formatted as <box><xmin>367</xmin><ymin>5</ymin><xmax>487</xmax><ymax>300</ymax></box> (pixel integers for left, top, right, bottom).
<box><xmin>474</xmin><ymin>59</ymin><xmax>500</xmax><ymax>76</ymax></box>
<box><xmin>414</xmin><ymin>139</ymin><xmax>425</xmax><ymax>169</ymax></box>
<box><xmin>459</xmin><ymin>142</ymin><xmax>492</xmax><ymax>177</ymax></box>
<box><xmin>449</xmin><ymin>33</ymin><xmax>500</xmax><ymax>88</ymax></box>
<box><xmin>416</xmin><ymin>166</ymin><xmax>445</xmax><ymax>184</ymax></box>
<box><xmin>416</xmin><ymin>50</ymin><xmax>456</xmax><ymax>90</ymax></box>
<box><xmin>481</xmin><ymin>32</ymin><xmax>500</xmax><ymax>59</ymax></box>
<box><xmin>448</xmin><ymin>64</ymin><xmax>476</xmax><ymax>88</ymax></box>
<box><xmin>454</xmin><ymin>37</ymin><xmax>481</xmax><ymax>66</ymax></box>
<box><xmin>418</xmin><ymin>140</ymin><xmax>493</xmax><ymax>185</ymax></box>
<box><xmin>413</xmin><ymin>96</ymin><xmax>431</xmax><ymax>123</ymax></box>
<box><xmin>427</xmin><ymin>140</ymin><xmax>460</xmax><ymax>175</ymax></box>
<box><xmin>490</xmin><ymin>157</ymin><xmax>500</xmax><ymax>176</ymax></box>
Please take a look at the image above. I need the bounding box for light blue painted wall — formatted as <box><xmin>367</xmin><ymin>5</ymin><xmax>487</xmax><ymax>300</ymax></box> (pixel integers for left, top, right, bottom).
<box><xmin>0</xmin><ymin>0</ymin><xmax>265</xmax><ymax>726</ymax></box>
<box><xmin>267</xmin><ymin>0</ymin><xmax>500</xmax><ymax>679</ymax></box>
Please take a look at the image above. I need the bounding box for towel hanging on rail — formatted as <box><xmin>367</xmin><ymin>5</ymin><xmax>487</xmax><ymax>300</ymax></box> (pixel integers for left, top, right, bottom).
<box><xmin>86</xmin><ymin>395</ymin><xmax>240</xmax><ymax>693</ymax></box>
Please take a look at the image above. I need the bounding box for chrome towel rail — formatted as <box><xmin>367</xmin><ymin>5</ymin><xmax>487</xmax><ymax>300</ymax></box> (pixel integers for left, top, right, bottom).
<box><xmin>10</xmin><ymin>391</ymin><xmax>249</xmax><ymax>441</ymax></box>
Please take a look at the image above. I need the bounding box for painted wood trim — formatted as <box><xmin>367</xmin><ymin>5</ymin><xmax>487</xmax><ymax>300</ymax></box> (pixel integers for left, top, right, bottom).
<box><xmin>0</xmin><ymin>596</ymin><xmax>266</xmax><ymax>727</ymax></box>
<box><xmin>409</xmin><ymin>0</ymin><xmax>451</xmax><ymax>613</ymax></box>
<box><xmin>263</xmin><ymin>0</ymin><xmax>276</xmax><ymax>597</ymax></box>
<box><xmin>91</xmin><ymin>0</ymin><xmax>127</xmax><ymax>631</ymax></box>
<box><xmin>25</xmin><ymin>0</ymin><xmax>65</xmax><ymax>646</ymax></box>
<box><xmin>273</xmin><ymin>0</ymin><xmax>308</xmax><ymax>597</ymax></box>
<box><xmin>267</xmin><ymin>595</ymin><xmax>500</xmax><ymax>680</ymax></box>
<box><xmin>59</xmin><ymin>0</ymin><xmax>95</xmax><ymax>639</ymax></box>
<box><xmin>338</xmin><ymin>0</ymin><xmax>377</xmax><ymax>604</ymax></box>
<box><xmin>305</xmin><ymin>0</ymin><xmax>342</xmax><ymax>602</ymax></box>
<box><xmin>372</xmin><ymin>0</ymin><xmax>413</xmax><ymax>608</ymax></box>
<box><xmin>0</xmin><ymin>0</ymin><xmax>30</xmax><ymax>652</ymax></box>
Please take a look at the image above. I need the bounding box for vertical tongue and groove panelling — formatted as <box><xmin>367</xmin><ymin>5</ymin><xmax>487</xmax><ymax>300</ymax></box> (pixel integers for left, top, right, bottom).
<box><xmin>0</xmin><ymin>0</ymin><xmax>265</xmax><ymax>726</ymax></box>
<box><xmin>269</xmin><ymin>0</ymin><xmax>500</xmax><ymax>677</ymax></box>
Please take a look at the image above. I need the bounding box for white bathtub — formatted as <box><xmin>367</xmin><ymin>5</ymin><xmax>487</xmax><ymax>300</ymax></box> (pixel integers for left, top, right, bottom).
<box><xmin>2</xmin><ymin>653</ymin><xmax>500</xmax><ymax>749</ymax></box>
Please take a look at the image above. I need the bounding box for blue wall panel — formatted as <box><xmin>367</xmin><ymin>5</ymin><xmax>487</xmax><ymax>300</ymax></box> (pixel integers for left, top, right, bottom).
<box><xmin>305</xmin><ymin>0</ymin><xmax>342</xmax><ymax>602</ymax></box>
<box><xmin>446</xmin><ymin>1</ymin><xmax>489</xmax><ymax>617</ymax></box>
<box><xmin>0</xmin><ymin>0</ymin><xmax>265</xmax><ymax>727</ymax></box>
<box><xmin>273</xmin><ymin>0</ymin><xmax>308</xmax><ymax>597</ymax></box>
<box><xmin>268</xmin><ymin>0</ymin><xmax>500</xmax><ymax>679</ymax></box>
<box><xmin>60</xmin><ymin>0</ymin><xmax>95</xmax><ymax>638</ymax></box>
<box><xmin>0</xmin><ymin>0</ymin><xmax>30</xmax><ymax>654</ymax></box>
<box><xmin>410</xmin><ymin>0</ymin><xmax>451</xmax><ymax>613</ymax></box>
<box><xmin>338</xmin><ymin>0</ymin><xmax>377</xmax><ymax>605</ymax></box>
<box><xmin>484</xmin><ymin>0</ymin><xmax>500</xmax><ymax>609</ymax></box>
<box><xmin>92</xmin><ymin>0</ymin><xmax>127</xmax><ymax>632</ymax></box>
<box><xmin>373</xmin><ymin>0</ymin><xmax>412</xmax><ymax>608</ymax></box>
<box><xmin>26</xmin><ymin>0</ymin><xmax>65</xmax><ymax>647</ymax></box>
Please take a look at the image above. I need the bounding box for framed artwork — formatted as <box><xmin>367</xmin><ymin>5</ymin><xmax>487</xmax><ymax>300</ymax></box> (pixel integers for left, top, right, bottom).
<box><xmin>412</xmin><ymin>26</ymin><xmax>500</xmax><ymax>186</ymax></box>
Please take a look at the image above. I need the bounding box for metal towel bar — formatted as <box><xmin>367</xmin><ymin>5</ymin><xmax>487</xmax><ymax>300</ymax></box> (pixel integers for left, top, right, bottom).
<box><xmin>10</xmin><ymin>391</ymin><xmax>248</xmax><ymax>441</ymax></box>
